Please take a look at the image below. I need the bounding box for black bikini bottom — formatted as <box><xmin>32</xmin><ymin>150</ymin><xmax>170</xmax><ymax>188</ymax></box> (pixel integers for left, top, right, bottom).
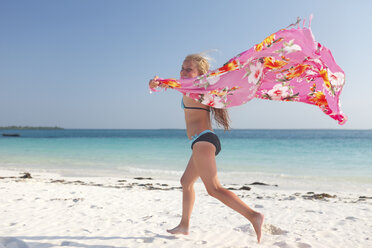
<box><xmin>191</xmin><ymin>132</ymin><xmax>221</xmax><ymax>156</ymax></box>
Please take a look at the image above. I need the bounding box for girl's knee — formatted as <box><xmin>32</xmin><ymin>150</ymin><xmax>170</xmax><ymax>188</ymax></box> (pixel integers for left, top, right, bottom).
<box><xmin>206</xmin><ymin>185</ymin><xmax>222</xmax><ymax>198</ymax></box>
<box><xmin>180</xmin><ymin>176</ymin><xmax>193</xmax><ymax>189</ymax></box>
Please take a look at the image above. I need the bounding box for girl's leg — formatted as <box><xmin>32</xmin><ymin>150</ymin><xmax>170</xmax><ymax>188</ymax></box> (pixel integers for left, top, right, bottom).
<box><xmin>192</xmin><ymin>142</ymin><xmax>264</xmax><ymax>243</ymax></box>
<box><xmin>167</xmin><ymin>155</ymin><xmax>199</xmax><ymax>235</ymax></box>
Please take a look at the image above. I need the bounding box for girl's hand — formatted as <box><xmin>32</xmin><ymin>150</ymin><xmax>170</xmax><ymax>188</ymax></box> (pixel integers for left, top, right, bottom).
<box><xmin>149</xmin><ymin>76</ymin><xmax>160</xmax><ymax>89</ymax></box>
<box><xmin>149</xmin><ymin>76</ymin><xmax>170</xmax><ymax>89</ymax></box>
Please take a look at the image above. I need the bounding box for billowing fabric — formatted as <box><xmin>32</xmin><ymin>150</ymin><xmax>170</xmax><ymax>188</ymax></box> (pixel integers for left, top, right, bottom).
<box><xmin>151</xmin><ymin>17</ymin><xmax>347</xmax><ymax>125</ymax></box>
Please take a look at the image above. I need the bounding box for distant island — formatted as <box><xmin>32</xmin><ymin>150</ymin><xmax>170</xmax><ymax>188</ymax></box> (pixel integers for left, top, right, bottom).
<box><xmin>0</xmin><ymin>126</ymin><xmax>64</xmax><ymax>130</ymax></box>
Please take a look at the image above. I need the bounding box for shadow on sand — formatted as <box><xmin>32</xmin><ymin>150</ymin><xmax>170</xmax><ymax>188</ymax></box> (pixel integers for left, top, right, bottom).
<box><xmin>16</xmin><ymin>233</ymin><xmax>177</xmax><ymax>248</ymax></box>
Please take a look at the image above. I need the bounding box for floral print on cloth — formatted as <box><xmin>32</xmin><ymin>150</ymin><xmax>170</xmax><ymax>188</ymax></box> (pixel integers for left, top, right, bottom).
<box><xmin>151</xmin><ymin>17</ymin><xmax>347</xmax><ymax>125</ymax></box>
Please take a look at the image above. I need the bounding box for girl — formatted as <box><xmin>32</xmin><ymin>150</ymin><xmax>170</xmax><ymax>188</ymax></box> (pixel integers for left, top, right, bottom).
<box><xmin>149</xmin><ymin>54</ymin><xmax>264</xmax><ymax>243</ymax></box>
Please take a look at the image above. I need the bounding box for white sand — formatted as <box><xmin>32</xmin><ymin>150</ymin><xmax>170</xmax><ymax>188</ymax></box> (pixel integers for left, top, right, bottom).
<box><xmin>0</xmin><ymin>169</ymin><xmax>371</xmax><ymax>248</ymax></box>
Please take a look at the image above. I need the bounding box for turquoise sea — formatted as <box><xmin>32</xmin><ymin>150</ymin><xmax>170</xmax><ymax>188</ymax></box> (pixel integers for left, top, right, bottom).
<box><xmin>1</xmin><ymin>129</ymin><xmax>371</xmax><ymax>190</ymax></box>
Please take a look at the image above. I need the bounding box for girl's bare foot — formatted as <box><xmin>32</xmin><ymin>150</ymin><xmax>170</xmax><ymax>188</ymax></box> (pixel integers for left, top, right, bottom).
<box><xmin>251</xmin><ymin>212</ymin><xmax>264</xmax><ymax>243</ymax></box>
<box><xmin>166</xmin><ymin>224</ymin><xmax>189</xmax><ymax>235</ymax></box>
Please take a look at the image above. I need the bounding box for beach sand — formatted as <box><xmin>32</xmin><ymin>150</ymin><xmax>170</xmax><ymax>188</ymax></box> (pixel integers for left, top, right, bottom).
<box><xmin>0</xmin><ymin>169</ymin><xmax>371</xmax><ymax>248</ymax></box>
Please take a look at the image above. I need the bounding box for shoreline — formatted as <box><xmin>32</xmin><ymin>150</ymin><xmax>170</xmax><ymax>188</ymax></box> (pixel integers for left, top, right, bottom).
<box><xmin>1</xmin><ymin>165</ymin><xmax>371</xmax><ymax>194</ymax></box>
<box><xmin>1</xmin><ymin>169</ymin><xmax>370</xmax><ymax>200</ymax></box>
<box><xmin>1</xmin><ymin>168</ymin><xmax>370</xmax><ymax>198</ymax></box>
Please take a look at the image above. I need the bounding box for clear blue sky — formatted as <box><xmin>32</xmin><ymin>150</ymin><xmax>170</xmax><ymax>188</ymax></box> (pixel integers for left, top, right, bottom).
<box><xmin>1</xmin><ymin>0</ymin><xmax>371</xmax><ymax>129</ymax></box>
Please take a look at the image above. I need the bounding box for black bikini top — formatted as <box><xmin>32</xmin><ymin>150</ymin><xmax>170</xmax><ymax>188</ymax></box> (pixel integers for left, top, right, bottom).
<box><xmin>181</xmin><ymin>99</ymin><xmax>210</xmax><ymax>112</ymax></box>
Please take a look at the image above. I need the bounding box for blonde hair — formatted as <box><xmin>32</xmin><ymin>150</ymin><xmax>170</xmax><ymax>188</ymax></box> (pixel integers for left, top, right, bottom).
<box><xmin>184</xmin><ymin>53</ymin><xmax>231</xmax><ymax>131</ymax></box>
<box><xmin>184</xmin><ymin>54</ymin><xmax>210</xmax><ymax>75</ymax></box>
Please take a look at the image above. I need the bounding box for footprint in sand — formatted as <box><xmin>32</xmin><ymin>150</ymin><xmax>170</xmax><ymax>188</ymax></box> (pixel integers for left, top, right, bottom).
<box><xmin>195</xmin><ymin>240</ymin><xmax>207</xmax><ymax>245</ymax></box>
<box><xmin>0</xmin><ymin>237</ymin><xmax>29</xmax><ymax>248</ymax></box>
<box><xmin>345</xmin><ymin>216</ymin><xmax>358</xmax><ymax>221</ymax></box>
<box><xmin>263</xmin><ymin>224</ymin><xmax>288</xmax><ymax>235</ymax></box>
<box><xmin>274</xmin><ymin>241</ymin><xmax>312</xmax><ymax>248</ymax></box>
<box><xmin>233</xmin><ymin>224</ymin><xmax>254</xmax><ymax>234</ymax></box>
<box><xmin>305</xmin><ymin>210</ymin><xmax>323</xmax><ymax>214</ymax></box>
<box><xmin>274</xmin><ymin>241</ymin><xmax>291</xmax><ymax>248</ymax></box>
<box><xmin>297</xmin><ymin>242</ymin><xmax>312</xmax><ymax>248</ymax></box>
<box><xmin>234</xmin><ymin>223</ymin><xmax>288</xmax><ymax>236</ymax></box>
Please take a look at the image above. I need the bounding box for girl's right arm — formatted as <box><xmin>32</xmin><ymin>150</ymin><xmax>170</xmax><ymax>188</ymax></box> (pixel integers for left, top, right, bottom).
<box><xmin>149</xmin><ymin>76</ymin><xmax>169</xmax><ymax>89</ymax></box>
<box><xmin>149</xmin><ymin>76</ymin><xmax>160</xmax><ymax>89</ymax></box>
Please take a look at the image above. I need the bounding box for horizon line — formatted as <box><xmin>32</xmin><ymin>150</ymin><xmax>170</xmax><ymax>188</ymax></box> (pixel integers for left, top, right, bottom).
<box><xmin>1</xmin><ymin>127</ymin><xmax>371</xmax><ymax>131</ymax></box>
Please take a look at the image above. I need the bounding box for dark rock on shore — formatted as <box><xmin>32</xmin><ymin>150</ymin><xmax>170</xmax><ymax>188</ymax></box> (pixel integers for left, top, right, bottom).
<box><xmin>248</xmin><ymin>182</ymin><xmax>278</xmax><ymax>187</ymax></box>
<box><xmin>20</xmin><ymin>172</ymin><xmax>32</xmax><ymax>179</ymax></box>
<box><xmin>156</xmin><ymin>183</ymin><xmax>168</xmax><ymax>187</ymax></box>
<box><xmin>0</xmin><ymin>176</ymin><xmax>16</xmax><ymax>179</ymax></box>
<box><xmin>134</xmin><ymin>177</ymin><xmax>153</xmax><ymax>180</ymax></box>
<box><xmin>1</xmin><ymin>172</ymin><xmax>33</xmax><ymax>179</ymax></box>
<box><xmin>302</xmin><ymin>192</ymin><xmax>336</xmax><ymax>200</ymax></box>
<box><xmin>50</xmin><ymin>179</ymin><xmax>66</xmax><ymax>183</ymax></box>
<box><xmin>358</xmin><ymin>196</ymin><xmax>372</xmax><ymax>201</ymax></box>
<box><xmin>227</xmin><ymin>186</ymin><xmax>251</xmax><ymax>191</ymax></box>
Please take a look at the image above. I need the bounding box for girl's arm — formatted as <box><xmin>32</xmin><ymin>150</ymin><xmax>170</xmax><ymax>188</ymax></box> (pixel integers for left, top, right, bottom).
<box><xmin>149</xmin><ymin>76</ymin><xmax>170</xmax><ymax>89</ymax></box>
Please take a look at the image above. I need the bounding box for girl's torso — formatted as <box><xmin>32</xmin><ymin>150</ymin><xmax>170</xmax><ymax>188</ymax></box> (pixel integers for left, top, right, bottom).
<box><xmin>182</xmin><ymin>95</ymin><xmax>213</xmax><ymax>139</ymax></box>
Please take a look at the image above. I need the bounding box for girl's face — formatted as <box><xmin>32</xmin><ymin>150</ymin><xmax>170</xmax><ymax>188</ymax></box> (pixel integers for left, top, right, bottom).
<box><xmin>180</xmin><ymin>60</ymin><xmax>199</xmax><ymax>79</ymax></box>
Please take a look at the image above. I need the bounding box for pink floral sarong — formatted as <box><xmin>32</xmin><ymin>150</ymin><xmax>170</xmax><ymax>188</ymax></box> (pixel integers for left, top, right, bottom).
<box><xmin>151</xmin><ymin>17</ymin><xmax>347</xmax><ymax>125</ymax></box>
